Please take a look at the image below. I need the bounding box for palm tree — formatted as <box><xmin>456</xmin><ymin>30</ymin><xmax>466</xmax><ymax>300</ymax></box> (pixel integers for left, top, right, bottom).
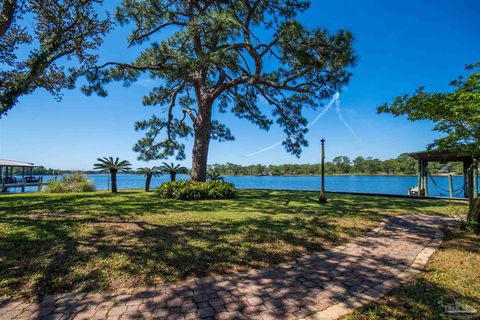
<box><xmin>94</xmin><ymin>157</ymin><xmax>132</xmax><ymax>193</ymax></box>
<box><xmin>160</xmin><ymin>162</ymin><xmax>187</xmax><ymax>182</ymax></box>
<box><xmin>207</xmin><ymin>169</ymin><xmax>224</xmax><ymax>182</ymax></box>
<box><xmin>137</xmin><ymin>166</ymin><xmax>162</xmax><ymax>192</ymax></box>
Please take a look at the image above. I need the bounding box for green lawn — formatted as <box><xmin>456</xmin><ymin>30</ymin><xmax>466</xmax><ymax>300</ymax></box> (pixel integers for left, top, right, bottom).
<box><xmin>0</xmin><ymin>189</ymin><xmax>466</xmax><ymax>300</ymax></box>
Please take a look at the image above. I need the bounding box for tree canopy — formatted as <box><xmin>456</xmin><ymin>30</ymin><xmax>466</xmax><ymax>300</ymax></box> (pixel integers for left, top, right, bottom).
<box><xmin>0</xmin><ymin>0</ymin><xmax>110</xmax><ymax>117</ymax></box>
<box><xmin>84</xmin><ymin>0</ymin><xmax>356</xmax><ymax>181</ymax></box>
<box><xmin>378</xmin><ymin>63</ymin><xmax>480</xmax><ymax>154</ymax></box>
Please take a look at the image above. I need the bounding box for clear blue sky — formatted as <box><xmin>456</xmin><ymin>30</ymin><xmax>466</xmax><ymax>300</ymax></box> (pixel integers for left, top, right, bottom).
<box><xmin>1</xmin><ymin>0</ymin><xmax>479</xmax><ymax>170</ymax></box>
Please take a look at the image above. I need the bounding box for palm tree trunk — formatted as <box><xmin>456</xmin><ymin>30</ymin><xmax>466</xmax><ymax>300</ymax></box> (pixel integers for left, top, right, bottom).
<box><xmin>170</xmin><ymin>172</ymin><xmax>176</xmax><ymax>182</ymax></box>
<box><xmin>110</xmin><ymin>169</ymin><xmax>117</xmax><ymax>193</ymax></box>
<box><xmin>145</xmin><ymin>174</ymin><xmax>152</xmax><ymax>192</ymax></box>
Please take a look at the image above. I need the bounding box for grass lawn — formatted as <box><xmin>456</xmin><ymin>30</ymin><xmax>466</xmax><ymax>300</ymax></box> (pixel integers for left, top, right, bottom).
<box><xmin>0</xmin><ymin>189</ymin><xmax>466</xmax><ymax>300</ymax></box>
<box><xmin>343</xmin><ymin>228</ymin><xmax>480</xmax><ymax>320</ymax></box>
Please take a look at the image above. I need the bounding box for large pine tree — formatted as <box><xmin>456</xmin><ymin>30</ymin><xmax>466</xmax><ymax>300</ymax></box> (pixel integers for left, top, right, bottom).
<box><xmin>84</xmin><ymin>0</ymin><xmax>356</xmax><ymax>181</ymax></box>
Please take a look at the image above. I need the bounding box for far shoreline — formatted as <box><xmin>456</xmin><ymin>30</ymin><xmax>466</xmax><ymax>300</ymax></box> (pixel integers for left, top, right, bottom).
<box><xmin>37</xmin><ymin>173</ymin><xmax>464</xmax><ymax>177</ymax></box>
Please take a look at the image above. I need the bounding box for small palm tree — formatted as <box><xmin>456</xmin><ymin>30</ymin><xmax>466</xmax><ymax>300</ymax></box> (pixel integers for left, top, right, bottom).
<box><xmin>160</xmin><ymin>162</ymin><xmax>187</xmax><ymax>182</ymax></box>
<box><xmin>207</xmin><ymin>169</ymin><xmax>224</xmax><ymax>182</ymax></box>
<box><xmin>94</xmin><ymin>157</ymin><xmax>132</xmax><ymax>193</ymax></box>
<box><xmin>137</xmin><ymin>166</ymin><xmax>162</xmax><ymax>192</ymax></box>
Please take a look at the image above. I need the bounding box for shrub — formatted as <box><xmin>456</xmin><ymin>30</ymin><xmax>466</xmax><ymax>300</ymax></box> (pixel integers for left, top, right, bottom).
<box><xmin>45</xmin><ymin>173</ymin><xmax>96</xmax><ymax>193</ymax></box>
<box><xmin>156</xmin><ymin>180</ymin><xmax>236</xmax><ymax>200</ymax></box>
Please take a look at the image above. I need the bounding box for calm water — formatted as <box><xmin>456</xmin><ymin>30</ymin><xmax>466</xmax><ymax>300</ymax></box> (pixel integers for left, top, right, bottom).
<box><xmin>20</xmin><ymin>174</ymin><xmax>469</xmax><ymax>198</ymax></box>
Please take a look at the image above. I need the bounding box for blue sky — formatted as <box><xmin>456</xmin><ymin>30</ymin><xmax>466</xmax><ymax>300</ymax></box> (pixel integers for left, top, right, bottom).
<box><xmin>1</xmin><ymin>0</ymin><xmax>479</xmax><ymax>170</ymax></box>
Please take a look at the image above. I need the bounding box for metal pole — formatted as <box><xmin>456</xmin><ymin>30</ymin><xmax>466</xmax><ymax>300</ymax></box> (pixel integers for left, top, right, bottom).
<box><xmin>463</xmin><ymin>160</ymin><xmax>469</xmax><ymax>199</ymax></box>
<box><xmin>448</xmin><ymin>174</ymin><xmax>454</xmax><ymax>198</ymax></box>
<box><xmin>473</xmin><ymin>162</ymin><xmax>478</xmax><ymax>199</ymax></box>
<box><xmin>4</xmin><ymin>167</ymin><xmax>8</xmax><ymax>192</ymax></box>
<box><xmin>416</xmin><ymin>160</ymin><xmax>422</xmax><ymax>196</ymax></box>
<box><xmin>319</xmin><ymin>138</ymin><xmax>327</xmax><ymax>203</ymax></box>
<box><xmin>466</xmin><ymin>166</ymin><xmax>472</xmax><ymax>201</ymax></box>
<box><xmin>21</xmin><ymin>167</ymin><xmax>26</xmax><ymax>192</ymax></box>
<box><xmin>417</xmin><ymin>160</ymin><xmax>421</xmax><ymax>196</ymax></box>
<box><xmin>1</xmin><ymin>166</ymin><xmax>4</xmax><ymax>193</ymax></box>
<box><xmin>424</xmin><ymin>162</ymin><xmax>429</xmax><ymax>197</ymax></box>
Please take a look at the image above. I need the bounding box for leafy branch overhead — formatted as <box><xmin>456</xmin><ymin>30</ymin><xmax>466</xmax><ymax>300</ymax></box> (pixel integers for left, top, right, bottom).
<box><xmin>83</xmin><ymin>0</ymin><xmax>356</xmax><ymax>167</ymax></box>
<box><xmin>378</xmin><ymin>63</ymin><xmax>480</xmax><ymax>153</ymax></box>
<box><xmin>0</xmin><ymin>0</ymin><xmax>110</xmax><ymax>117</ymax></box>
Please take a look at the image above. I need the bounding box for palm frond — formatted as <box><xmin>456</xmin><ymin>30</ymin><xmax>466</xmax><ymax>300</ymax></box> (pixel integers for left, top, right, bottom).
<box><xmin>160</xmin><ymin>162</ymin><xmax>187</xmax><ymax>174</ymax></box>
<box><xmin>93</xmin><ymin>157</ymin><xmax>132</xmax><ymax>171</ymax></box>
<box><xmin>136</xmin><ymin>166</ymin><xmax>162</xmax><ymax>176</ymax></box>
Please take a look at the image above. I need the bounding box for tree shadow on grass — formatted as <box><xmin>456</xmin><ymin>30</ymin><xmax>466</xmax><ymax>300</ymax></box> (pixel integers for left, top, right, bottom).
<box><xmin>1</xmin><ymin>214</ymin><xmax>475</xmax><ymax>320</ymax></box>
<box><xmin>0</xmin><ymin>190</ymin><xmax>468</xmax><ymax>303</ymax></box>
<box><xmin>0</xmin><ymin>190</ymin><xmax>466</xmax><ymax>218</ymax></box>
<box><xmin>2</xmin><ymin>216</ymin><xmax>469</xmax><ymax>320</ymax></box>
<box><xmin>0</xmin><ymin>211</ymin><xmax>345</xmax><ymax>301</ymax></box>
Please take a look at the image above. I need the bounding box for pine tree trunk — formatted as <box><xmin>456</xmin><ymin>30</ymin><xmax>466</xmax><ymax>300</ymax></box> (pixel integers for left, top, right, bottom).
<box><xmin>111</xmin><ymin>169</ymin><xmax>117</xmax><ymax>193</ymax></box>
<box><xmin>170</xmin><ymin>172</ymin><xmax>176</xmax><ymax>182</ymax></box>
<box><xmin>145</xmin><ymin>174</ymin><xmax>152</xmax><ymax>192</ymax></box>
<box><xmin>191</xmin><ymin>100</ymin><xmax>212</xmax><ymax>182</ymax></box>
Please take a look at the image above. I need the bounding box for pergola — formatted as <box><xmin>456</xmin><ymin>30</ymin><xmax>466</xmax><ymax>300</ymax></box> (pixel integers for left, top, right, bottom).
<box><xmin>409</xmin><ymin>151</ymin><xmax>479</xmax><ymax>198</ymax></box>
<box><xmin>0</xmin><ymin>159</ymin><xmax>43</xmax><ymax>193</ymax></box>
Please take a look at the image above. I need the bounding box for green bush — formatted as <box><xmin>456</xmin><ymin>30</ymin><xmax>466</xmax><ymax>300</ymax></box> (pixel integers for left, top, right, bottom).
<box><xmin>156</xmin><ymin>180</ymin><xmax>236</xmax><ymax>200</ymax></box>
<box><xmin>45</xmin><ymin>173</ymin><xmax>96</xmax><ymax>193</ymax></box>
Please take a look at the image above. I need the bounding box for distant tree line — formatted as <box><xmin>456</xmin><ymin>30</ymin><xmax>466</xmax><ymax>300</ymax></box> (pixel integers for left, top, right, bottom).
<box><xmin>207</xmin><ymin>154</ymin><xmax>464</xmax><ymax>176</ymax></box>
<box><xmin>10</xmin><ymin>166</ymin><xmax>64</xmax><ymax>175</ymax></box>
<box><xmin>10</xmin><ymin>167</ymin><xmax>102</xmax><ymax>175</ymax></box>
<box><xmin>8</xmin><ymin>153</ymin><xmax>464</xmax><ymax>177</ymax></box>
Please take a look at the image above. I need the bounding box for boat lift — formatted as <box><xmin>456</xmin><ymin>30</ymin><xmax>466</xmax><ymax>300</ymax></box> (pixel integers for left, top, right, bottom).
<box><xmin>0</xmin><ymin>159</ymin><xmax>44</xmax><ymax>193</ymax></box>
<box><xmin>407</xmin><ymin>151</ymin><xmax>478</xmax><ymax>199</ymax></box>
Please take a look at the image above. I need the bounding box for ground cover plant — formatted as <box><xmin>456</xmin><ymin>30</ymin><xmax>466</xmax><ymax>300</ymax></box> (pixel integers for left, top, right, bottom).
<box><xmin>0</xmin><ymin>190</ymin><xmax>466</xmax><ymax>300</ymax></box>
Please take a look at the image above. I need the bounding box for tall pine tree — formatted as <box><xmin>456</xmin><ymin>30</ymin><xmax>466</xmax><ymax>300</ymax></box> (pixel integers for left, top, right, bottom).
<box><xmin>85</xmin><ymin>0</ymin><xmax>356</xmax><ymax>181</ymax></box>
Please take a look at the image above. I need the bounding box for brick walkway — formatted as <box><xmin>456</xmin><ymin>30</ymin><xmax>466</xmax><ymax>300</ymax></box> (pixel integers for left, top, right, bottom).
<box><xmin>0</xmin><ymin>214</ymin><xmax>451</xmax><ymax>320</ymax></box>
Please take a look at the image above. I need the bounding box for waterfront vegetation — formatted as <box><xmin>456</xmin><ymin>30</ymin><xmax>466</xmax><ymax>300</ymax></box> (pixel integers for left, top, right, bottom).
<box><xmin>44</xmin><ymin>174</ymin><xmax>95</xmax><ymax>193</ymax></box>
<box><xmin>0</xmin><ymin>189</ymin><xmax>466</xmax><ymax>299</ymax></box>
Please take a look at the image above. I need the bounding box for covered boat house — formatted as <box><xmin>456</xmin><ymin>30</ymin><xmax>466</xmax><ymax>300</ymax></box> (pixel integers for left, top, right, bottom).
<box><xmin>0</xmin><ymin>159</ymin><xmax>44</xmax><ymax>193</ymax></box>
<box><xmin>408</xmin><ymin>151</ymin><xmax>479</xmax><ymax>199</ymax></box>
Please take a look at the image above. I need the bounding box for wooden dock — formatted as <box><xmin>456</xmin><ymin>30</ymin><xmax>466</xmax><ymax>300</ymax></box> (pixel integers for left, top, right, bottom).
<box><xmin>0</xmin><ymin>159</ymin><xmax>44</xmax><ymax>193</ymax></box>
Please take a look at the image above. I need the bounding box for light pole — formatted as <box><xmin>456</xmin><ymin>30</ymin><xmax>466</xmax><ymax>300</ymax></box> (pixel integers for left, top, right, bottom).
<box><xmin>319</xmin><ymin>138</ymin><xmax>327</xmax><ymax>203</ymax></box>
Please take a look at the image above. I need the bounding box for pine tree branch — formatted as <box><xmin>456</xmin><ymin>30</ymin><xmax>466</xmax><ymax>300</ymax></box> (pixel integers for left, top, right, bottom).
<box><xmin>0</xmin><ymin>0</ymin><xmax>16</xmax><ymax>38</ymax></box>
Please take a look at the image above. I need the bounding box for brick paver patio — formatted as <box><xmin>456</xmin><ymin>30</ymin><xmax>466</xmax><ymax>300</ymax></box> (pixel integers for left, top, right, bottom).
<box><xmin>0</xmin><ymin>214</ymin><xmax>451</xmax><ymax>320</ymax></box>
